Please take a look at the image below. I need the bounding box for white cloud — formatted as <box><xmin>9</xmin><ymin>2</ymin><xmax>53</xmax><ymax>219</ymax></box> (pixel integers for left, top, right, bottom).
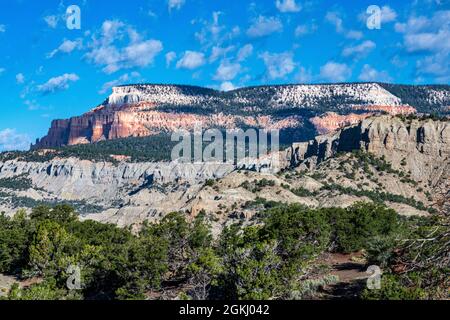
<box><xmin>319</xmin><ymin>61</ymin><xmax>351</xmax><ymax>82</ymax></box>
<box><xmin>165</xmin><ymin>51</ymin><xmax>177</xmax><ymax>67</ymax></box>
<box><xmin>220</xmin><ymin>81</ymin><xmax>236</xmax><ymax>91</ymax></box>
<box><xmin>0</xmin><ymin>129</ymin><xmax>31</xmax><ymax>151</ymax></box>
<box><xmin>16</xmin><ymin>73</ymin><xmax>25</xmax><ymax>84</ymax></box>
<box><xmin>214</xmin><ymin>61</ymin><xmax>242</xmax><ymax>81</ymax></box>
<box><xmin>85</xmin><ymin>20</ymin><xmax>163</xmax><ymax>74</ymax></box>
<box><xmin>326</xmin><ymin>11</ymin><xmax>344</xmax><ymax>33</ymax></box>
<box><xmin>247</xmin><ymin>16</ymin><xmax>283</xmax><ymax>38</ymax></box>
<box><xmin>237</xmin><ymin>44</ymin><xmax>253</xmax><ymax>62</ymax></box>
<box><xmin>24</xmin><ymin>99</ymin><xmax>41</xmax><ymax>111</ymax></box>
<box><xmin>0</xmin><ymin>24</ymin><xmax>5</xmax><ymax>33</ymax></box>
<box><xmin>260</xmin><ymin>52</ymin><xmax>296</xmax><ymax>80</ymax></box>
<box><xmin>395</xmin><ymin>10</ymin><xmax>450</xmax><ymax>81</ymax></box>
<box><xmin>47</xmin><ymin>39</ymin><xmax>83</xmax><ymax>58</ymax></box>
<box><xmin>194</xmin><ymin>11</ymin><xmax>237</xmax><ymax>49</ymax></box>
<box><xmin>168</xmin><ymin>0</ymin><xmax>185</xmax><ymax>11</ymax></box>
<box><xmin>295</xmin><ymin>25</ymin><xmax>308</xmax><ymax>37</ymax></box>
<box><xmin>44</xmin><ymin>15</ymin><xmax>59</xmax><ymax>28</ymax></box>
<box><xmin>404</xmin><ymin>28</ymin><xmax>450</xmax><ymax>53</ymax></box>
<box><xmin>361</xmin><ymin>6</ymin><xmax>397</xmax><ymax>25</ymax></box>
<box><xmin>194</xmin><ymin>13</ymin><xmax>217</xmax><ymax>44</ymax></box>
<box><xmin>342</xmin><ymin>40</ymin><xmax>376</xmax><ymax>59</ymax></box>
<box><xmin>358</xmin><ymin>64</ymin><xmax>392</xmax><ymax>82</ymax></box>
<box><xmin>380</xmin><ymin>6</ymin><xmax>397</xmax><ymax>23</ymax></box>
<box><xmin>209</xmin><ymin>45</ymin><xmax>235</xmax><ymax>63</ymax></box>
<box><xmin>346</xmin><ymin>30</ymin><xmax>363</xmax><ymax>40</ymax></box>
<box><xmin>176</xmin><ymin>51</ymin><xmax>206</xmax><ymax>69</ymax></box>
<box><xmin>37</xmin><ymin>73</ymin><xmax>79</xmax><ymax>94</ymax></box>
<box><xmin>294</xmin><ymin>22</ymin><xmax>318</xmax><ymax>37</ymax></box>
<box><xmin>416</xmin><ymin>53</ymin><xmax>450</xmax><ymax>82</ymax></box>
<box><xmin>99</xmin><ymin>72</ymin><xmax>141</xmax><ymax>94</ymax></box>
<box><xmin>326</xmin><ymin>11</ymin><xmax>363</xmax><ymax>40</ymax></box>
<box><xmin>276</xmin><ymin>0</ymin><xmax>301</xmax><ymax>13</ymax></box>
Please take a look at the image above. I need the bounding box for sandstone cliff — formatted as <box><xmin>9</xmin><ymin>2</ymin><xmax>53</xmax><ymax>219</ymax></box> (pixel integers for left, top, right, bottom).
<box><xmin>287</xmin><ymin>116</ymin><xmax>449</xmax><ymax>212</ymax></box>
<box><xmin>32</xmin><ymin>83</ymin><xmax>450</xmax><ymax>149</ymax></box>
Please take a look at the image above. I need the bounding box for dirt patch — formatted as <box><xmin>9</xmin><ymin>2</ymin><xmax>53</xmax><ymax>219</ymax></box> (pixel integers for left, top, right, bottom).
<box><xmin>317</xmin><ymin>252</ymin><xmax>369</xmax><ymax>299</ymax></box>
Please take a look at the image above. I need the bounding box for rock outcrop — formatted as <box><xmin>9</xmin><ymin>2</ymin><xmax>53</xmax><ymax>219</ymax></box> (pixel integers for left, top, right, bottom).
<box><xmin>289</xmin><ymin>116</ymin><xmax>450</xmax><ymax>184</ymax></box>
<box><xmin>310</xmin><ymin>112</ymin><xmax>373</xmax><ymax>134</ymax></box>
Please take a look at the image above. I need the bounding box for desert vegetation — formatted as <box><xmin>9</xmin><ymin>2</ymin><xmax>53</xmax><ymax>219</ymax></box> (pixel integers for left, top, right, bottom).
<box><xmin>0</xmin><ymin>202</ymin><xmax>447</xmax><ymax>300</ymax></box>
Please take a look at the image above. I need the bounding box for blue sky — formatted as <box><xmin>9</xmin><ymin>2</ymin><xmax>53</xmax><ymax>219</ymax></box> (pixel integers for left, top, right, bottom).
<box><xmin>0</xmin><ymin>0</ymin><xmax>449</xmax><ymax>150</ymax></box>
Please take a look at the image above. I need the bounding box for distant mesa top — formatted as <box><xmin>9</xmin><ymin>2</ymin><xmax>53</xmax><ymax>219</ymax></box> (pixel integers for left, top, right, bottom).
<box><xmin>31</xmin><ymin>82</ymin><xmax>450</xmax><ymax>150</ymax></box>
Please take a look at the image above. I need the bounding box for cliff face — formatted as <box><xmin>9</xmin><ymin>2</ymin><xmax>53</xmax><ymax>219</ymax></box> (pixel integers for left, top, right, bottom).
<box><xmin>289</xmin><ymin>116</ymin><xmax>450</xmax><ymax>185</ymax></box>
<box><xmin>14</xmin><ymin>116</ymin><xmax>450</xmax><ymax>198</ymax></box>
<box><xmin>1</xmin><ymin>115</ymin><xmax>449</xmax><ymax>224</ymax></box>
<box><xmin>32</xmin><ymin>83</ymin><xmax>450</xmax><ymax>149</ymax></box>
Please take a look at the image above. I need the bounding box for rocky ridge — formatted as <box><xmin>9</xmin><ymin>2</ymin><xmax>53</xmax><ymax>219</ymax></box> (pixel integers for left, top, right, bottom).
<box><xmin>1</xmin><ymin>115</ymin><xmax>448</xmax><ymax>226</ymax></box>
<box><xmin>32</xmin><ymin>83</ymin><xmax>450</xmax><ymax>149</ymax></box>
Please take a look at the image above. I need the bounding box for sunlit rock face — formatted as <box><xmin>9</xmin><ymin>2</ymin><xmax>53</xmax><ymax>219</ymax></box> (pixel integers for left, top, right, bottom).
<box><xmin>289</xmin><ymin>115</ymin><xmax>450</xmax><ymax>184</ymax></box>
<box><xmin>32</xmin><ymin>83</ymin><xmax>449</xmax><ymax>149</ymax></box>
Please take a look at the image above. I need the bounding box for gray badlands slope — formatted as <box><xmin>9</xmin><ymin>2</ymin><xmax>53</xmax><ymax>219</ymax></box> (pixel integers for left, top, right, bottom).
<box><xmin>1</xmin><ymin>115</ymin><xmax>448</xmax><ymax>227</ymax></box>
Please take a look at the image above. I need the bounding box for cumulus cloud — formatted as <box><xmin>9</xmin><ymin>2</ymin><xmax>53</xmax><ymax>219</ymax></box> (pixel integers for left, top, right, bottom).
<box><xmin>247</xmin><ymin>16</ymin><xmax>283</xmax><ymax>38</ymax></box>
<box><xmin>24</xmin><ymin>100</ymin><xmax>41</xmax><ymax>111</ymax></box>
<box><xmin>214</xmin><ymin>61</ymin><xmax>242</xmax><ymax>81</ymax></box>
<box><xmin>0</xmin><ymin>129</ymin><xmax>31</xmax><ymax>151</ymax></box>
<box><xmin>47</xmin><ymin>39</ymin><xmax>83</xmax><ymax>58</ymax></box>
<box><xmin>416</xmin><ymin>53</ymin><xmax>450</xmax><ymax>82</ymax></box>
<box><xmin>358</xmin><ymin>64</ymin><xmax>392</xmax><ymax>82</ymax></box>
<box><xmin>176</xmin><ymin>51</ymin><xmax>206</xmax><ymax>69</ymax></box>
<box><xmin>195</xmin><ymin>12</ymin><xmax>221</xmax><ymax>44</ymax></box>
<box><xmin>16</xmin><ymin>73</ymin><xmax>25</xmax><ymax>84</ymax></box>
<box><xmin>237</xmin><ymin>44</ymin><xmax>253</xmax><ymax>62</ymax></box>
<box><xmin>325</xmin><ymin>11</ymin><xmax>344</xmax><ymax>33</ymax></box>
<box><xmin>99</xmin><ymin>72</ymin><xmax>141</xmax><ymax>94</ymax></box>
<box><xmin>395</xmin><ymin>10</ymin><xmax>450</xmax><ymax>81</ymax></box>
<box><xmin>360</xmin><ymin>6</ymin><xmax>397</xmax><ymax>24</ymax></box>
<box><xmin>326</xmin><ymin>11</ymin><xmax>363</xmax><ymax>40</ymax></box>
<box><xmin>346</xmin><ymin>30</ymin><xmax>363</xmax><ymax>40</ymax></box>
<box><xmin>295</xmin><ymin>24</ymin><xmax>317</xmax><ymax>37</ymax></box>
<box><xmin>85</xmin><ymin>20</ymin><xmax>163</xmax><ymax>74</ymax></box>
<box><xmin>260</xmin><ymin>52</ymin><xmax>296</xmax><ymax>80</ymax></box>
<box><xmin>275</xmin><ymin>0</ymin><xmax>301</xmax><ymax>13</ymax></box>
<box><xmin>398</xmin><ymin>13</ymin><xmax>450</xmax><ymax>54</ymax></box>
<box><xmin>37</xmin><ymin>73</ymin><xmax>79</xmax><ymax>94</ymax></box>
<box><xmin>319</xmin><ymin>61</ymin><xmax>351</xmax><ymax>82</ymax></box>
<box><xmin>194</xmin><ymin>12</ymin><xmax>239</xmax><ymax>49</ymax></box>
<box><xmin>168</xmin><ymin>0</ymin><xmax>185</xmax><ymax>11</ymax></box>
<box><xmin>165</xmin><ymin>51</ymin><xmax>177</xmax><ymax>67</ymax></box>
<box><xmin>342</xmin><ymin>40</ymin><xmax>376</xmax><ymax>59</ymax></box>
<box><xmin>219</xmin><ymin>81</ymin><xmax>236</xmax><ymax>91</ymax></box>
<box><xmin>380</xmin><ymin>6</ymin><xmax>397</xmax><ymax>23</ymax></box>
<box><xmin>209</xmin><ymin>45</ymin><xmax>235</xmax><ymax>63</ymax></box>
